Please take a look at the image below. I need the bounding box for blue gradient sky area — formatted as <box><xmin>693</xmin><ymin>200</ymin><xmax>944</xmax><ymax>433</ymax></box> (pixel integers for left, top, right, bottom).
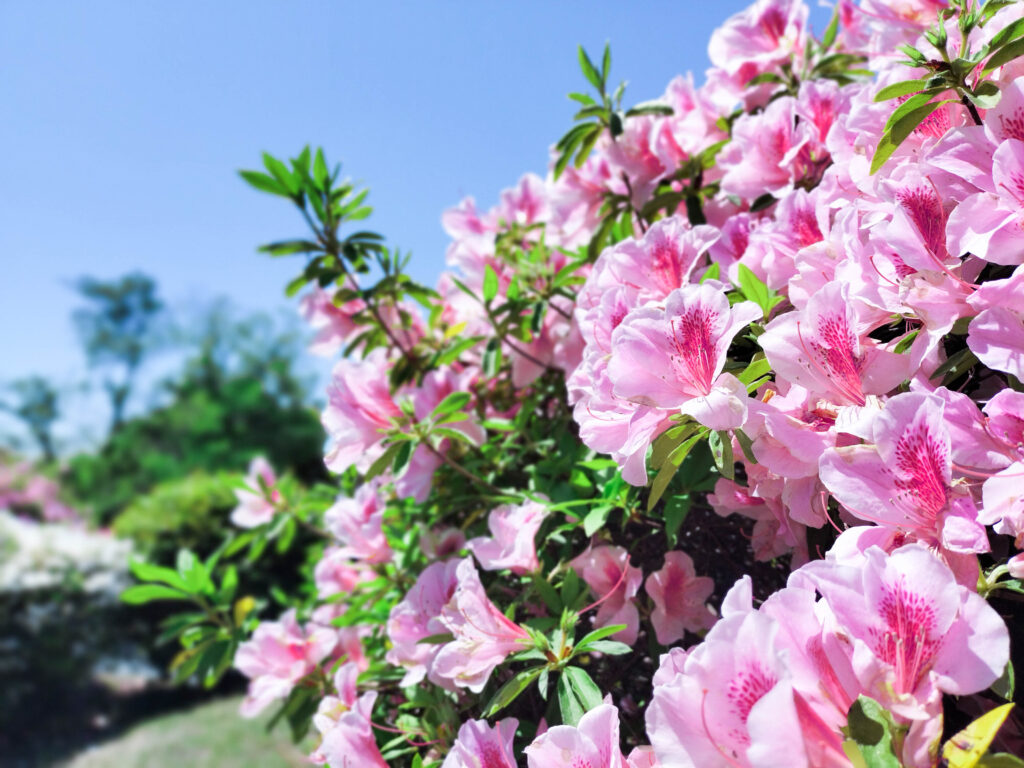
<box><xmin>0</xmin><ymin>1</ymin><xmax>831</xmax><ymax>451</ymax></box>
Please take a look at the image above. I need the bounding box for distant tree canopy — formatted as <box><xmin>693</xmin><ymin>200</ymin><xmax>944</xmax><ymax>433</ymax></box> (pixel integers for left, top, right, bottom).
<box><xmin>1</xmin><ymin>377</ymin><xmax>60</xmax><ymax>463</ymax></box>
<box><xmin>74</xmin><ymin>272</ymin><xmax>163</xmax><ymax>432</ymax></box>
<box><xmin>66</xmin><ymin>302</ymin><xmax>326</xmax><ymax>525</ymax></box>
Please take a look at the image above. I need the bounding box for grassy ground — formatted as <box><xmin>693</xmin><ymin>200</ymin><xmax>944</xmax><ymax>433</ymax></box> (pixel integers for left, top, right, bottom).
<box><xmin>59</xmin><ymin>696</ymin><xmax>310</xmax><ymax>768</ymax></box>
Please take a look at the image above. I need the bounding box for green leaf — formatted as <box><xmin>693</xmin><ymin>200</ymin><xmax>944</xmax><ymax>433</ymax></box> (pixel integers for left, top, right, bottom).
<box><xmin>648</xmin><ymin>431</ymin><xmax>705</xmax><ymax>511</ymax></box>
<box><xmin>258</xmin><ymin>239</ymin><xmax>320</xmax><ymax>257</ymax></box>
<box><xmin>569</xmin><ymin>91</ymin><xmax>597</xmax><ymax>106</ymax></box>
<box><xmin>821</xmin><ymin>4</ymin><xmax>840</xmax><ymax>50</ymax></box>
<box><xmin>992</xmin><ymin>661</ymin><xmax>1015</xmax><ymax>702</ymax></box>
<box><xmin>738</xmin><ymin>354</ymin><xmax>772</xmax><ymax>386</ymax></box>
<box><xmin>483</xmin><ymin>264</ymin><xmax>499</xmax><ymax>303</ymax></box>
<box><xmin>564</xmin><ymin>666</ymin><xmax>603</xmax><ymax>711</ymax></box>
<box><xmin>238</xmin><ymin>170</ymin><xmax>288</xmax><ymax>197</ymax></box>
<box><xmin>988</xmin><ymin>16</ymin><xmax>1024</xmax><ymax>53</ymax></box>
<box><xmin>874</xmin><ymin>79</ymin><xmax>928</xmax><ymax>102</ymax></box>
<box><xmin>313</xmin><ymin>148</ymin><xmax>329</xmax><ymax>188</ymax></box>
<box><xmin>664</xmin><ymin>494</ymin><xmax>691</xmax><ymax>548</ymax></box>
<box><xmin>121</xmin><ymin>584</ymin><xmax>189</xmax><ymax>605</ymax></box>
<box><xmin>700</xmin><ymin>262</ymin><xmax>720</xmax><ymax>283</ymax></box>
<box><xmin>893</xmin><ymin>329</ymin><xmax>919</xmax><ymax>354</ymax></box>
<box><xmin>969</xmin><ymin>81</ymin><xmax>1002</xmax><ymax>109</ymax></box>
<box><xmin>871</xmin><ymin>98</ymin><xmax>956</xmax><ymax>174</ymax></box>
<box><xmin>842</xmin><ymin>696</ymin><xmax>900</xmax><ymax>768</ymax></box>
<box><xmin>709</xmin><ymin>431</ymin><xmax>735</xmax><ymax>480</ymax></box>
<box><xmin>557</xmin><ymin>670</ymin><xmax>586</xmax><ymax>727</ymax></box>
<box><xmin>624</xmin><ymin>104</ymin><xmax>674</xmax><ymax>118</ymax></box>
<box><xmin>930</xmin><ymin>346</ymin><xmax>979</xmax><ymax>382</ymax></box>
<box><xmin>978</xmin><ymin>755</ymin><xmax>1024</xmax><ymax>768</ymax></box>
<box><xmin>580</xmin><ymin>639</ymin><xmax>630</xmax><ymax>655</ymax></box>
<box><xmin>578</xmin><ymin>46</ymin><xmax>602</xmax><ymax>91</ymax></box>
<box><xmin>392</xmin><ymin>440</ymin><xmax>414</xmax><ymax>477</ymax></box>
<box><xmin>365</xmin><ymin>442</ymin><xmax>401</xmax><ymax>481</ymax></box>
<box><xmin>484</xmin><ymin>667</ymin><xmax>543</xmax><ymax>717</ymax></box>
<box><xmin>735</xmin><ymin>264</ymin><xmax>777</xmax><ymax>318</ymax></box>
<box><xmin>582</xmin><ymin>505</ymin><xmax>611</xmax><ymax>536</ymax></box>
<box><xmin>176</xmin><ymin>549</ymin><xmax>209</xmax><ymax>593</ymax></box>
<box><xmin>129</xmin><ymin>559</ymin><xmax>189</xmax><ymax>591</ymax></box>
<box><xmin>734</xmin><ymin>429</ymin><xmax>758</xmax><ymax>464</ymax></box>
<box><xmin>416</xmin><ymin>632</ymin><xmax>455</xmax><ymax>645</ymax></box>
<box><xmin>575</xmin><ymin>623</ymin><xmax>627</xmax><ymax>651</ymax></box>
<box><xmin>262</xmin><ymin>153</ymin><xmax>298</xmax><ymax>196</ymax></box>
<box><xmin>431</xmin><ymin>391</ymin><xmax>471</xmax><ymax>420</ymax></box>
<box><xmin>601</xmin><ymin>43</ymin><xmax>611</xmax><ymax>88</ymax></box>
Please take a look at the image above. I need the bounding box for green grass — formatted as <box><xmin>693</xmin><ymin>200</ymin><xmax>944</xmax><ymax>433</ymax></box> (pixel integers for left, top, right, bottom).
<box><xmin>60</xmin><ymin>696</ymin><xmax>310</xmax><ymax>768</ymax></box>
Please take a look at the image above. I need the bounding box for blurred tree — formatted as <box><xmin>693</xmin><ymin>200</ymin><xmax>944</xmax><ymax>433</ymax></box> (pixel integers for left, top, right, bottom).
<box><xmin>1</xmin><ymin>376</ymin><xmax>60</xmax><ymax>462</ymax></box>
<box><xmin>65</xmin><ymin>302</ymin><xmax>326</xmax><ymax>524</ymax></box>
<box><xmin>74</xmin><ymin>272</ymin><xmax>163</xmax><ymax>432</ymax></box>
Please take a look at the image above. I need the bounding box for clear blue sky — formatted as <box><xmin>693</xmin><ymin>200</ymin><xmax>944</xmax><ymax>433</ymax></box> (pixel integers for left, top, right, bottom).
<box><xmin>0</xmin><ymin>1</ymin><xmax>830</xmax><ymax>452</ymax></box>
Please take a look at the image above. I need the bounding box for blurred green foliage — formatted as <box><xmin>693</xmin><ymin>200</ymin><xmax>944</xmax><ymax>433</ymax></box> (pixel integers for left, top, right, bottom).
<box><xmin>65</xmin><ymin>302</ymin><xmax>327</xmax><ymax>526</ymax></box>
<box><xmin>112</xmin><ymin>471</ymin><xmax>237</xmax><ymax>560</ymax></box>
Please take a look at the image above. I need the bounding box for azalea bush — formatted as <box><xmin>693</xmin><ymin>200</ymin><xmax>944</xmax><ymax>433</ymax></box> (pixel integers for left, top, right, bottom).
<box><xmin>127</xmin><ymin>0</ymin><xmax>1024</xmax><ymax>765</ymax></box>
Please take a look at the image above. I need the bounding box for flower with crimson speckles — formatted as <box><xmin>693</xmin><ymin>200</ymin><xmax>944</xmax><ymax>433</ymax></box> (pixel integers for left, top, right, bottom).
<box><xmin>441</xmin><ymin>718</ymin><xmax>519</xmax><ymax>768</ymax></box>
<box><xmin>819</xmin><ymin>391</ymin><xmax>989</xmax><ymax>554</ymax></box>
<box><xmin>608</xmin><ymin>283</ymin><xmax>761</xmax><ymax>431</ymax></box>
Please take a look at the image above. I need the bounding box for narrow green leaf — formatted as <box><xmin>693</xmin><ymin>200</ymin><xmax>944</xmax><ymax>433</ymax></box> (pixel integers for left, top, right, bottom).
<box><xmin>431</xmin><ymin>391</ymin><xmax>472</xmax><ymax>420</ymax></box>
<box><xmin>578</xmin><ymin>46</ymin><xmax>602</xmax><ymax>91</ymax></box>
<box><xmin>874</xmin><ymin>79</ymin><xmax>928</xmax><ymax>102</ymax></box>
<box><xmin>557</xmin><ymin>671</ymin><xmax>586</xmax><ymax>726</ymax></box>
<box><xmin>843</xmin><ymin>696</ymin><xmax>900</xmax><ymax>768</ymax></box>
<box><xmin>312</xmin><ymin>148</ymin><xmax>329</xmax><ymax>188</ymax></box>
<box><xmin>601</xmin><ymin>43</ymin><xmax>611</xmax><ymax>87</ymax></box>
<box><xmin>238</xmin><ymin>170</ymin><xmax>287</xmax><ymax>196</ymax></box>
<box><xmin>484</xmin><ymin>667</ymin><xmax>543</xmax><ymax>717</ymax></box>
<box><xmin>575</xmin><ymin>623</ymin><xmax>628</xmax><ymax>650</ymax></box>
<box><xmin>648</xmin><ymin>432</ymin><xmax>704</xmax><ymax>511</ymax></box>
<box><xmin>483</xmin><ymin>264</ymin><xmax>499</xmax><ymax>303</ymax></box>
<box><xmin>121</xmin><ymin>584</ymin><xmax>190</xmax><ymax>605</ymax></box>
<box><xmin>564</xmin><ymin>666</ymin><xmax>603</xmax><ymax>711</ymax></box>
<box><xmin>580</xmin><ymin>639</ymin><xmax>630</xmax><ymax>655</ymax></box>
<box><xmin>664</xmin><ymin>494</ymin><xmax>691</xmax><ymax>548</ymax></box>
<box><xmin>821</xmin><ymin>5</ymin><xmax>840</xmax><ymax>50</ymax></box>
<box><xmin>709</xmin><ymin>431</ymin><xmax>735</xmax><ymax>480</ymax></box>
<box><xmin>871</xmin><ymin>99</ymin><xmax>956</xmax><ymax>174</ymax></box>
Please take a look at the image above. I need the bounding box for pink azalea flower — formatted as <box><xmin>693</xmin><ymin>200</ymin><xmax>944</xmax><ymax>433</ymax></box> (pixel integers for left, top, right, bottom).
<box><xmin>570</xmin><ymin>545</ymin><xmax>643</xmax><ymax>644</ymax></box>
<box><xmin>324</xmin><ymin>481</ymin><xmax>392</xmax><ymax>564</ymax></box>
<box><xmin>967</xmin><ymin>264</ymin><xmax>1024</xmax><ymax>381</ymax></box>
<box><xmin>819</xmin><ymin>391</ymin><xmax>989</xmax><ymax>553</ymax></box>
<box><xmin>608</xmin><ymin>283</ymin><xmax>761</xmax><ymax>430</ymax></box>
<box><xmin>431</xmin><ymin>558</ymin><xmax>530</xmax><ymax>692</ymax></box>
<box><xmin>525</xmin><ymin>701</ymin><xmax>629</xmax><ymax>768</ymax></box>
<box><xmin>322</xmin><ymin>349</ymin><xmax>401</xmax><ymax>474</ymax></box>
<box><xmin>947</xmin><ymin>138</ymin><xmax>1024</xmax><ymax>265</ymax></box>
<box><xmin>441</xmin><ymin>718</ymin><xmax>519</xmax><ymax>768</ymax></box>
<box><xmin>313</xmin><ymin>546</ymin><xmax>374</xmax><ymax>600</ymax></box>
<box><xmin>467</xmin><ymin>499</ymin><xmax>549</xmax><ymax>575</ymax></box>
<box><xmin>647</xmin><ymin>585</ymin><xmax>811</xmax><ymax>768</ymax></box>
<box><xmin>707</xmin><ymin>0</ymin><xmax>808</xmax><ymax>80</ymax></box>
<box><xmin>230</xmin><ymin>457</ymin><xmax>280</xmax><ymax>528</ymax></box>
<box><xmin>759</xmin><ymin>280</ymin><xmax>909</xmax><ymax>406</ymax></box>
<box><xmin>235</xmin><ymin>609</ymin><xmax>337</xmax><ymax>717</ymax></box>
<box><xmin>310</xmin><ymin>663</ymin><xmax>387</xmax><ymax>768</ymax></box>
<box><xmin>592</xmin><ymin>217</ymin><xmax>721</xmax><ymax>304</ymax></box>
<box><xmin>798</xmin><ymin>543</ymin><xmax>1009</xmax><ymax>714</ymax></box>
<box><xmin>385</xmin><ymin>559</ymin><xmax>462</xmax><ymax>686</ymax></box>
<box><xmin>645</xmin><ymin>551</ymin><xmax>716</xmax><ymax>645</ymax></box>
<box><xmin>299</xmin><ymin>284</ymin><xmax>364</xmax><ymax>357</ymax></box>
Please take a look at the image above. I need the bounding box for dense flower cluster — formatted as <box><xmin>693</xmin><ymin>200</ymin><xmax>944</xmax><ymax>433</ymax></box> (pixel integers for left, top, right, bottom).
<box><xmin>217</xmin><ymin>0</ymin><xmax>1024</xmax><ymax>765</ymax></box>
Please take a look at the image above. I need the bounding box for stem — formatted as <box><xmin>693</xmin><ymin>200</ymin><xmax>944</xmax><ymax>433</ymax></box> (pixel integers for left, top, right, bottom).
<box><xmin>421</xmin><ymin>439</ymin><xmax>508</xmax><ymax>497</ymax></box>
<box><xmin>961</xmin><ymin>93</ymin><xmax>983</xmax><ymax>126</ymax></box>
